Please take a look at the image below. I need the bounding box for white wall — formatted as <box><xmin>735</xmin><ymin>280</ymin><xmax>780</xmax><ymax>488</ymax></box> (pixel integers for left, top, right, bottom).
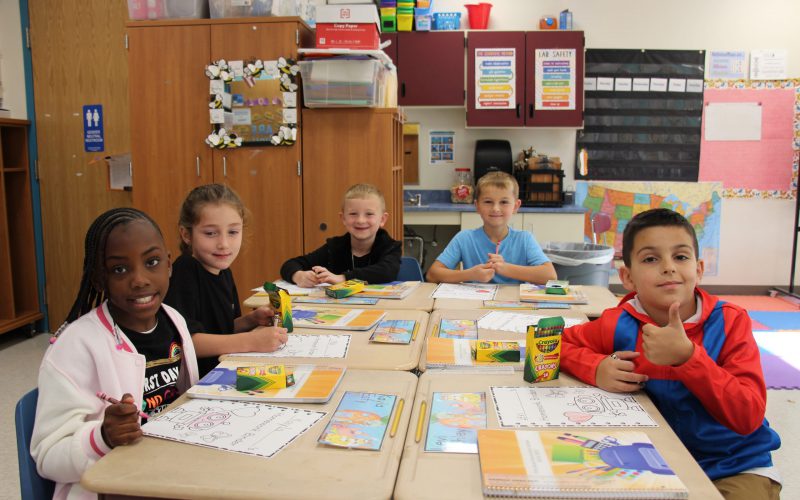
<box><xmin>405</xmin><ymin>0</ymin><xmax>800</xmax><ymax>287</ymax></box>
<box><xmin>0</xmin><ymin>0</ymin><xmax>27</xmax><ymax>118</ymax></box>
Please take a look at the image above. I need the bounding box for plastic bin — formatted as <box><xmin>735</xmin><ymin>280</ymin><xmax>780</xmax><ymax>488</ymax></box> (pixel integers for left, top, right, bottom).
<box><xmin>208</xmin><ymin>0</ymin><xmax>273</xmax><ymax>18</ymax></box>
<box><xmin>299</xmin><ymin>58</ymin><xmax>386</xmax><ymax>108</ymax></box>
<box><xmin>543</xmin><ymin>242</ymin><xmax>615</xmax><ymax>287</ymax></box>
<box><xmin>432</xmin><ymin>12</ymin><xmax>460</xmax><ymax>30</ymax></box>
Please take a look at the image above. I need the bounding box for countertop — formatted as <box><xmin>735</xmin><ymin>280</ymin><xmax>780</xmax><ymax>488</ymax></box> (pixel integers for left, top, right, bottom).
<box><xmin>403</xmin><ymin>189</ymin><xmax>585</xmax><ymax>214</ymax></box>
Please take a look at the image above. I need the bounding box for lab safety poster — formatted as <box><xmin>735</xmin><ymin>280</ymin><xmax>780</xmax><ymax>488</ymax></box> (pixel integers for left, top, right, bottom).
<box><xmin>475</xmin><ymin>48</ymin><xmax>516</xmax><ymax>110</ymax></box>
<box><xmin>534</xmin><ymin>49</ymin><xmax>576</xmax><ymax>111</ymax></box>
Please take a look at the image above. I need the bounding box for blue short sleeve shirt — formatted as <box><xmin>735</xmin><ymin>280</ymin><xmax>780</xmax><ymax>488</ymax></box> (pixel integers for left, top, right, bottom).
<box><xmin>435</xmin><ymin>227</ymin><xmax>550</xmax><ymax>284</ymax></box>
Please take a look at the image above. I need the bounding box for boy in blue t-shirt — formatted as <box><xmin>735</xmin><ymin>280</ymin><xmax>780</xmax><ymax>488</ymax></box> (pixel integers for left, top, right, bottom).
<box><xmin>426</xmin><ymin>171</ymin><xmax>557</xmax><ymax>285</ymax></box>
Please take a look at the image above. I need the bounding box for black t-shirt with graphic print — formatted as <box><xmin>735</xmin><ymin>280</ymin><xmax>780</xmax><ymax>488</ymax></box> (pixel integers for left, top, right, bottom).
<box><xmin>119</xmin><ymin>308</ymin><xmax>183</xmax><ymax>417</ymax></box>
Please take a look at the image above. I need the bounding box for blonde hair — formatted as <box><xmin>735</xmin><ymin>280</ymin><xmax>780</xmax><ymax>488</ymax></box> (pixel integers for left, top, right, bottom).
<box><xmin>475</xmin><ymin>171</ymin><xmax>519</xmax><ymax>200</ymax></box>
<box><xmin>178</xmin><ymin>183</ymin><xmax>250</xmax><ymax>255</ymax></box>
<box><xmin>342</xmin><ymin>183</ymin><xmax>386</xmax><ymax>212</ymax></box>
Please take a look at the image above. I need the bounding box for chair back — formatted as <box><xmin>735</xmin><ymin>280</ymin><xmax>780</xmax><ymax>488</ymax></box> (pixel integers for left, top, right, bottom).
<box><xmin>15</xmin><ymin>388</ymin><xmax>56</xmax><ymax>500</ymax></box>
<box><xmin>397</xmin><ymin>256</ymin><xmax>424</xmax><ymax>281</ymax></box>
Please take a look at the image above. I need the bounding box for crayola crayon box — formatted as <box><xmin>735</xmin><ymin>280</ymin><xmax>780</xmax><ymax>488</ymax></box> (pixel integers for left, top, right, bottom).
<box><xmin>325</xmin><ymin>279</ymin><xmax>366</xmax><ymax>299</ymax></box>
<box><xmin>472</xmin><ymin>340</ymin><xmax>521</xmax><ymax>363</ymax></box>
<box><xmin>523</xmin><ymin>316</ymin><xmax>564</xmax><ymax>383</ymax></box>
<box><xmin>236</xmin><ymin>365</ymin><xmax>296</xmax><ymax>391</ymax></box>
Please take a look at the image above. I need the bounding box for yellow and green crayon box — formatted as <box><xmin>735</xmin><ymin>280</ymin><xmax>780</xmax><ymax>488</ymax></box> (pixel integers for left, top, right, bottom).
<box><xmin>523</xmin><ymin>316</ymin><xmax>564</xmax><ymax>383</ymax></box>
<box><xmin>325</xmin><ymin>279</ymin><xmax>366</xmax><ymax>299</ymax></box>
<box><xmin>472</xmin><ymin>340</ymin><xmax>521</xmax><ymax>362</ymax></box>
<box><xmin>236</xmin><ymin>365</ymin><xmax>295</xmax><ymax>391</ymax></box>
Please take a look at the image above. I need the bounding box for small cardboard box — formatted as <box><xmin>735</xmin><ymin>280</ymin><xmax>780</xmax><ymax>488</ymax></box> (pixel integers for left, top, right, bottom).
<box><xmin>325</xmin><ymin>279</ymin><xmax>366</xmax><ymax>298</ymax></box>
<box><xmin>472</xmin><ymin>340</ymin><xmax>521</xmax><ymax>362</ymax></box>
<box><xmin>316</xmin><ymin>4</ymin><xmax>381</xmax><ymax>49</ymax></box>
<box><xmin>236</xmin><ymin>365</ymin><xmax>295</xmax><ymax>391</ymax></box>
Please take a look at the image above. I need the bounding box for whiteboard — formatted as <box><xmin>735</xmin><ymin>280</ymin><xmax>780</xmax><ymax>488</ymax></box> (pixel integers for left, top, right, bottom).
<box><xmin>704</xmin><ymin>102</ymin><xmax>762</xmax><ymax>141</ymax></box>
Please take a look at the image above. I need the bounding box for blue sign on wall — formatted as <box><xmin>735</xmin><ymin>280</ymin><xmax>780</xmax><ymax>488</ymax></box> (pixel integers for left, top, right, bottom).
<box><xmin>83</xmin><ymin>104</ymin><xmax>104</xmax><ymax>152</ymax></box>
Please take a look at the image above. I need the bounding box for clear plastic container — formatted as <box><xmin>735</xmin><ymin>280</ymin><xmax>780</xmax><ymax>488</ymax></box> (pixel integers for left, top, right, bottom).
<box><xmin>450</xmin><ymin>168</ymin><xmax>474</xmax><ymax>204</ymax></box>
<box><xmin>299</xmin><ymin>59</ymin><xmax>385</xmax><ymax>108</ymax></box>
<box><xmin>208</xmin><ymin>0</ymin><xmax>273</xmax><ymax>19</ymax></box>
<box><xmin>127</xmin><ymin>0</ymin><xmax>208</xmax><ymax>20</ymax></box>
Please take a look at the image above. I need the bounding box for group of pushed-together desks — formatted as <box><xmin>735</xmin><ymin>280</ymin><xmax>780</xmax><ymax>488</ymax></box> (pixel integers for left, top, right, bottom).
<box><xmin>82</xmin><ymin>283</ymin><xmax>722</xmax><ymax>499</ymax></box>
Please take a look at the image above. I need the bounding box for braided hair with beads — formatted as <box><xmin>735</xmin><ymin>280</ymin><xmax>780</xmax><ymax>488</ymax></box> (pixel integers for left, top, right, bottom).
<box><xmin>52</xmin><ymin>207</ymin><xmax>164</xmax><ymax>339</ymax></box>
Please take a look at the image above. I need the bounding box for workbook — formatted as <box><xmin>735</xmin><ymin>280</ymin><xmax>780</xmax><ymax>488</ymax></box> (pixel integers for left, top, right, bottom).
<box><xmin>425</xmin><ymin>337</ymin><xmax>520</xmax><ymax>371</ymax></box>
<box><xmin>317</xmin><ymin>392</ymin><xmax>397</xmax><ymax>450</ymax></box>
<box><xmin>369</xmin><ymin>319</ymin><xmax>417</xmax><ymax>344</ymax></box>
<box><xmin>143</xmin><ymin>399</ymin><xmax>326</xmax><ymax>459</ymax></box>
<box><xmin>356</xmin><ymin>280</ymin><xmax>422</xmax><ymax>299</ymax></box>
<box><xmin>293</xmin><ymin>296</ymin><xmax>380</xmax><ymax>305</ymax></box>
<box><xmin>425</xmin><ymin>392</ymin><xmax>487</xmax><ymax>453</ymax></box>
<box><xmin>187</xmin><ymin>361</ymin><xmax>346</xmax><ymax>404</ymax></box>
<box><xmin>477</xmin><ymin>429</ymin><xmax>688</xmax><ymax>499</ymax></box>
<box><xmin>292</xmin><ymin>308</ymin><xmax>386</xmax><ymax>330</ymax></box>
<box><xmin>519</xmin><ymin>284</ymin><xmax>588</xmax><ymax>304</ymax></box>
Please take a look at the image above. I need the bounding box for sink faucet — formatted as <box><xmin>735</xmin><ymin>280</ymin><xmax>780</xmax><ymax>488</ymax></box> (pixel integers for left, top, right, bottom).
<box><xmin>408</xmin><ymin>193</ymin><xmax>422</xmax><ymax>206</ymax></box>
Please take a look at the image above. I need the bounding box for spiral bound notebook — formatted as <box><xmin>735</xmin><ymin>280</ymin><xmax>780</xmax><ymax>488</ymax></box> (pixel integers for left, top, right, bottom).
<box><xmin>477</xmin><ymin>429</ymin><xmax>688</xmax><ymax>499</ymax></box>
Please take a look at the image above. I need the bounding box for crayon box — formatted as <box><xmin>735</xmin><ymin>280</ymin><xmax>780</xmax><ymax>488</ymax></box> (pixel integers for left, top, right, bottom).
<box><xmin>523</xmin><ymin>316</ymin><xmax>564</xmax><ymax>383</ymax></box>
<box><xmin>325</xmin><ymin>279</ymin><xmax>367</xmax><ymax>299</ymax></box>
<box><xmin>236</xmin><ymin>365</ymin><xmax>296</xmax><ymax>391</ymax></box>
<box><xmin>472</xmin><ymin>340</ymin><xmax>521</xmax><ymax>362</ymax></box>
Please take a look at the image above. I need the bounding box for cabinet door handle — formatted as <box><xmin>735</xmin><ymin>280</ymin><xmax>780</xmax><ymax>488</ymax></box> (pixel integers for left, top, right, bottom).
<box><xmin>195</xmin><ymin>156</ymin><xmax>200</xmax><ymax>177</ymax></box>
<box><xmin>401</xmin><ymin>83</ymin><xmax>406</xmax><ymax>97</ymax></box>
<box><xmin>516</xmin><ymin>103</ymin><xmax>521</xmax><ymax>119</ymax></box>
<box><xmin>223</xmin><ymin>156</ymin><xmax>227</xmax><ymax>177</ymax></box>
<box><xmin>529</xmin><ymin>104</ymin><xmax>534</xmax><ymax>119</ymax></box>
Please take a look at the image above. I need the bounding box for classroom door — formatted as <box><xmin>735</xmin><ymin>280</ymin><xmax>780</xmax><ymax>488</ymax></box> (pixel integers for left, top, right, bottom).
<box><xmin>128</xmin><ymin>25</ymin><xmax>214</xmax><ymax>258</ymax></box>
<box><xmin>29</xmin><ymin>0</ymin><xmax>132</xmax><ymax>326</ymax></box>
<box><xmin>210</xmin><ymin>22</ymin><xmax>305</xmax><ymax>288</ymax></box>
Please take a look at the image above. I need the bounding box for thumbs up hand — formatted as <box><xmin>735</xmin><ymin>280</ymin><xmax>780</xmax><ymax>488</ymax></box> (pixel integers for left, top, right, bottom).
<box><xmin>641</xmin><ymin>302</ymin><xmax>695</xmax><ymax>366</ymax></box>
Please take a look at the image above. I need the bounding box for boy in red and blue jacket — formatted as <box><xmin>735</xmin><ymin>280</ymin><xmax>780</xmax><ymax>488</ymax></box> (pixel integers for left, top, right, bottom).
<box><xmin>562</xmin><ymin>208</ymin><xmax>781</xmax><ymax>500</ymax></box>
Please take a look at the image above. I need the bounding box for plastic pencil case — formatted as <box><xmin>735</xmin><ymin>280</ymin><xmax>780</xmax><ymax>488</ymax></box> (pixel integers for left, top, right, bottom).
<box><xmin>432</xmin><ymin>12</ymin><xmax>460</xmax><ymax>30</ymax></box>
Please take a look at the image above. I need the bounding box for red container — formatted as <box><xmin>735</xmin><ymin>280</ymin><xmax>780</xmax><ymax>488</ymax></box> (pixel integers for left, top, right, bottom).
<box><xmin>465</xmin><ymin>3</ymin><xmax>492</xmax><ymax>29</ymax></box>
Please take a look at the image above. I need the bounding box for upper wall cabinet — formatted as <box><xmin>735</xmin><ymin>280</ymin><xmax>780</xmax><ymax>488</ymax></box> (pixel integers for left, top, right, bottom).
<box><xmin>382</xmin><ymin>32</ymin><xmax>465</xmax><ymax>106</ymax></box>
<box><xmin>467</xmin><ymin>31</ymin><xmax>584</xmax><ymax>127</ymax></box>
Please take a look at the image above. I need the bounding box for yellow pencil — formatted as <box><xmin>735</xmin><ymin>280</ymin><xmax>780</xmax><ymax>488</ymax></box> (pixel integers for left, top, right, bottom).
<box><xmin>411</xmin><ymin>322</ymin><xmax>420</xmax><ymax>341</ymax></box>
<box><xmin>432</xmin><ymin>323</ymin><xmax>440</xmax><ymax>338</ymax></box>
<box><xmin>389</xmin><ymin>399</ymin><xmax>404</xmax><ymax>437</ymax></box>
<box><xmin>415</xmin><ymin>400</ymin><xmax>427</xmax><ymax>443</ymax></box>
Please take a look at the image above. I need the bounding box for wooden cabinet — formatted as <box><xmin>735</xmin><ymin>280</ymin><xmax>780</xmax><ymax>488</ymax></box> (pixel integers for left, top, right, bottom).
<box><xmin>302</xmin><ymin>108</ymin><xmax>403</xmax><ymax>252</ymax></box>
<box><xmin>128</xmin><ymin>18</ymin><xmax>311</xmax><ymax>290</ymax></box>
<box><xmin>382</xmin><ymin>32</ymin><xmax>465</xmax><ymax>106</ymax></box>
<box><xmin>467</xmin><ymin>31</ymin><xmax>584</xmax><ymax>127</ymax></box>
<box><xmin>0</xmin><ymin>119</ymin><xmax>43</xmax><ymax>335</ymax></box>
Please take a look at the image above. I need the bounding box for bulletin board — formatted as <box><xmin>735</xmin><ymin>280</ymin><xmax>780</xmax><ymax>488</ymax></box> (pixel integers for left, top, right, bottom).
<box><xmin>576</xmin><ymin>49</ymin><xmax>705</xmax><ymax>182</ymax></box>
<box><xmin>699</xmin><ymin>80</ymin><xmax>800</xmax><ymax>199</ymax></box>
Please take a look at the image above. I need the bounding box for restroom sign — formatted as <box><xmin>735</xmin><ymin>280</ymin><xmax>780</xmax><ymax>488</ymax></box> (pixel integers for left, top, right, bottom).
<box><xmin>83</xmin><ymin>104</ymin><xmax>104</xmax><ymax>152</ymax></box>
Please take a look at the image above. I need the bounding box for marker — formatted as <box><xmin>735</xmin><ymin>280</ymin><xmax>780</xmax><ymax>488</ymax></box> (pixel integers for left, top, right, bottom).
<box><xmin>495</xmin><ymin>240</ymin><xmax>500</xmax><ymax>255</ymax></box>
<box><xmin>96</xmin><ymin>391</ymin><xmax>149</xmax><ymax>420</ymax></box>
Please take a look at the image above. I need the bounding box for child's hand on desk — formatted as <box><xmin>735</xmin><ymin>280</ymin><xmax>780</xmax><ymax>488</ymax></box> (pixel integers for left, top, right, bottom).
<box><xmin>468</xmin><ymin>263</ymin><xmax>495</xmax><ymax>283</ymax></box>
<box><xmin>642</xmin><ymin>302</ymin><xmax>695</xmax><ymax>366</ymax></box>
<box><xmin>293</xmin><ymin>270</ymin><xmax>319</xmax><ymax>288</ymax></box>
<box><xmin>595</xmin><ymin>351</ymin><xmax>648</xmax><ymax>393</ymax></box>
<box><xmin>312</xmin><ymin>266</ymin><xmax>345</xmax><ymax>284</ymax></box>
<box><xmin>248</xmin><ymin>305</ymin><xmax>276</xmax><ymax>327</ymax></box>
<box><xmin>246</xmin><ymin>326</ymin><xmax>288</xmax><ymax>352</ymax></box>
<box><xmin>101</xmin><ymin>393</ymin><xmax>143</xmax><ymax>448</ymax></box>
<box><xmin>487</xmin><ymin>252</ymin><xmax>507</xmax><ymax>275</ymax></box>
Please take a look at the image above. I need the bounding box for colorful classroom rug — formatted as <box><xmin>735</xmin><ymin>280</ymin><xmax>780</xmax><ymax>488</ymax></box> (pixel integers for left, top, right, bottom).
<box><xmin>715</xmin><ymin>295</ymin><xmax>800</xmax><ymax>388</ymax></box>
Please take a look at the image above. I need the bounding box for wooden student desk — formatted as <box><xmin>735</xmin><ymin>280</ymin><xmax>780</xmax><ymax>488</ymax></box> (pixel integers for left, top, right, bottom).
<box><xmin>243</xmin><ymin>283</ymin><xmax>438</xmax><ymax>312</ymax></box>
<box><xmin>418</xmin><ymin>308</ymin><xmax>589</xmax><ymax>372</ymax></box>
<box><xmin>224</xmin><ymin>309</ymin><xmax>429</xmax><ymax>371</ymax></box>
<box><xmin>394</xmin><ymin>371</ymin><xmax>722</xmax><ymax>500</ymax></box>
<box><xmin>82</xmin><ymin>369</ymin><xmax>418</xmax><ymax>500</ymax></box>
<box><xmin>433</xmin><ymin>284</ymin><xmax>619</xmax><ymax>318</ymax></box>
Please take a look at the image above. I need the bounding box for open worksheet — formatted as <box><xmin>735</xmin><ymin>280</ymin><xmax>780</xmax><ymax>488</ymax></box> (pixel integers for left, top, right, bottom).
<box><xmin>230</xmin><ymin>334</ymin><xmax>351</xmax><ymax>358</ymax></box>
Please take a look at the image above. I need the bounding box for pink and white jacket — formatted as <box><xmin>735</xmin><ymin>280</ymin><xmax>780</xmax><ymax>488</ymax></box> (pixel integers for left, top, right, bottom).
<box><xmin>31</xmin><ymin>302</ymin><xmax>199</xmax><ymax>500</ymax></box>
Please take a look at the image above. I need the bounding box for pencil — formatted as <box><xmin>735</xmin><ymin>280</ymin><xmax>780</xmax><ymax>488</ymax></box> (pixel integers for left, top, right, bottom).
<box><xmin>96</xmin><ymin>391</ymin><xmax>149</xmax><ymax>420</ymax></box>
<box><xmin>495</xmin><ymin>240</ymin><xmax>500</xmax><ymax>254</ymax></box>
<box><xmin>389</xmin><ymin>399</ymin><xmax>404</xmax><ymax>437</ymax></box>
<box><xmin>415</xmin><ymin>400</ymin><xmax>427</xmax><ymax>443</ymax></box>
<box><xmin>411</xmin><ymin>322</ymin><xmax>420</xmax><ymax>341</ymax></box>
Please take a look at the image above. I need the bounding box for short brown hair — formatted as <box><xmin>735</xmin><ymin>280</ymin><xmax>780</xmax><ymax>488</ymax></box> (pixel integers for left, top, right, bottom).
<box><xmin>475</xmin><ymin>171</ymin><xmax>519</xmax><ymax>200</ymax></box>
<box><xmin>622</xmin><ymin>208</ymin><xmax>699</xmax><ymax>267</ymax></box>
<box><xmin>343</xmin><ymin>183</ymin><xmax>386</xmax><ymax>212</ymax></box>
<box><xmin>178</xmin><ymin>184</ymin><xmax>249</xmax><ymax>255</ymax></box>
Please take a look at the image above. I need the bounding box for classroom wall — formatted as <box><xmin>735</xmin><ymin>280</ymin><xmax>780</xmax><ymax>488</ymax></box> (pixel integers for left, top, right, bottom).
<box><xmin>0</xmin><ymin>0</ymin><xmax>27</xmax><ymax>118</ymax></box>
<box><xmin>406</xmin><ymin>0</ymin><xmax>800</xmax><ymax>288</ymax></box>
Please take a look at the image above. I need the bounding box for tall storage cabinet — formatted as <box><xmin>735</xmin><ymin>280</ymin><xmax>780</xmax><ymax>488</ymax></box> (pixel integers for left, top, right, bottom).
<box><xmin>0</xmin><ymin>119</ymin><xmax>43</xmax><ymax>335</ymax></box>
<box><xmin>301</xmin><ymin>108</ymin><xmax>403</xmax><ymax>252</ymax></box>
<box><xmin>128</xmin><ymin>18</ymin><xmax>312</xmax><ymax>290</ymax></box>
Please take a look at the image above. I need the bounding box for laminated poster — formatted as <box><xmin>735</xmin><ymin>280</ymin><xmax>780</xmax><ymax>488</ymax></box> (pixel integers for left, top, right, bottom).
<box><xmin>369</xmin><ymin>319</ymin><xmax>417</xmax><ymax>344</ymax></box>
<box><xmin>534</xmin><ymin>48</ymin><xmax>576</xmax><ymax>111</ymax></box>
<box><xmin>475</xmin><ymin>48</ymin><xmax>516</xmax><ymax>110</ymax></box>
<box><xmin>318</xmin><ymin>392</ymin><xmax>397</xmax><ymax>450</ymax></box>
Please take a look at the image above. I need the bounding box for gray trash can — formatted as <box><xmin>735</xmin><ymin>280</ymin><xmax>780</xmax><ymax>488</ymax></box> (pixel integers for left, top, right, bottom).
<box><xmin>543</xmin><ymin>242</ymin><xmax>615</xmax><ymax>287</ymax></box>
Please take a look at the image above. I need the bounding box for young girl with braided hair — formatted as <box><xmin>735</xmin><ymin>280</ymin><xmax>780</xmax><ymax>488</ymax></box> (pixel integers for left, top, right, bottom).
<box><xmin>31</xmin><ymin>207</ymin><xmax>199</xmax><ymax>500</ymax></box>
